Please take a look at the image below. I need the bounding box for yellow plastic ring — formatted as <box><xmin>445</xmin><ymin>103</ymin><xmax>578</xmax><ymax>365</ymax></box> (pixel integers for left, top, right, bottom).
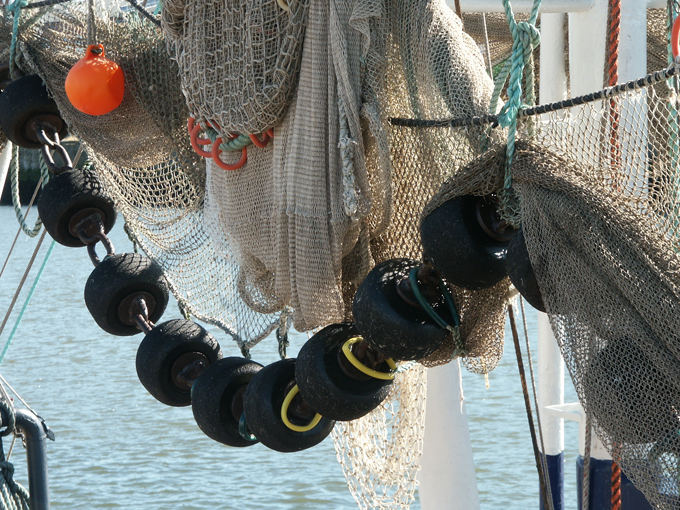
<box><xmin>276</xmin><ymin>0</ymin><xmax>291</xmax><ymax>12</ymax></box>
<box><xmin>280</xmin><ymin>384</ymin><xmax>322</xmax><ymax>433</ymax></box>
<box><xmin>341</xmin><ymin>337</ymin><xmax>397</xmax><ymax>380</ymax></box>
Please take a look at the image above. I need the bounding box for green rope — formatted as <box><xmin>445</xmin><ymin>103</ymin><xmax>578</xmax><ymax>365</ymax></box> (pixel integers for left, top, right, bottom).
<box><xmin>203</xmin><ymin>127</ymin><xmax>252</xmax><ymax>152</ymax></box>
<box><xmin>0</xmin><ymin>238</ymin><xmax>55</xmax><ymax>365</ymax></box>
<box><xmin>0</xmin><ymin>443</ymin><xmax>29</xmax><ymax>510</ymax></box>
<box><xmin>494</xmin><ymin>0</ymin><xmax>542</xmax><ymax>224</ymax></box>
<box><xmin>10</xmin><ymin>147</ymin><xmax>48</xmax><ymax>237</ymax></box>
<box><xmin>6</xmin><ymin>0</ymin><xmax>28</xmax><ymax>80</ymax></box>
<box><xmin>408</xmin><ymin>267</ymin><xmax>465</xmax><ymax>358</ymax></box>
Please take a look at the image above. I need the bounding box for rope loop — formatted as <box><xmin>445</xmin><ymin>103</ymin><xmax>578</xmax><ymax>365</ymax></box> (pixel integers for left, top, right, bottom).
<box><xmin>407</xmin><ymin>267</ymin><xmax>465</xmax><ymax>358</ymax></box>
<box><xmin>11</xmin><ymin>145</ymin><xmax>48</xmax><ymax>237</ymax></box>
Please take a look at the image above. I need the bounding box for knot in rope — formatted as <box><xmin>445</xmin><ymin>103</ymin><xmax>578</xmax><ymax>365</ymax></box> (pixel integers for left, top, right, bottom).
<box><xmin>497</xmin><ymin>6</ymin><xmax>541</xmax><ymax>129</ymax></box>
<box><xmin>0</xmin><ymin>462</ymin><xmax>14</xmax><ymax>478</ymax></box>
<box><xmin>492</xmin><ymin>0</ymin><xmax>542</xmax><ymax>225</ymax></box>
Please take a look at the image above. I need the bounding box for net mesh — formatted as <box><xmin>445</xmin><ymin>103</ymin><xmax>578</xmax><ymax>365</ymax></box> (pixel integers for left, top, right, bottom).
<box><xmin>163</xmin><ymin>0</ymin><xmax>309</xmax><ymax>136</ymax></box>
<box><xmin>332</xmin><ymin>363</ymin><xmax>427</xmax><ymax>510</ymax></box>
<box><xmin>1</xmin><ymin>1</ymin><xmax>505</xmax><ymax>508</ymax></box>
<box><xmin>2</xmin><ymin>2</ymin><xmax>279</xmax><ymax>350</ymax></box>
<box><xmin>396</xmin><ymin>55</ymin><xmax>680</xmax><ymax>506</ymax></box>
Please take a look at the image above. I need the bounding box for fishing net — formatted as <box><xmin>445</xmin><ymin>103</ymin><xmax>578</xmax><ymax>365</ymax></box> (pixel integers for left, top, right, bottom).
<box><xmin>163</xmin><ymin>0</ymin><xmax>309</xmax><ymax>136</ymax></box>
<box><xmin>197</xmin><ymin>0</ymin><xmax>502</xmax><ymax>339</ymax></box>
<box><xmin>395</xmin><ymin>47</ymin><xmax>680</xmax><ymax>505</ymax></box>
<box><xmin>1</xmin><ymin>1</ymin><xmax>278</xmax><ymax>349</ymax></box>
<box><xmin>332</xmin><ymin>363</ymin><xmax>427</xmax><ymax>510</ymax></box>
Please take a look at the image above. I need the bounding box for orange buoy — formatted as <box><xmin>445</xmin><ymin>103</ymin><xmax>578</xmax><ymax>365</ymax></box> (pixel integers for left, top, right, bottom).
<box><xmin>65</xmin><ymin>44</ymin><xmax>124</xmax><ymax>116</ymax></box>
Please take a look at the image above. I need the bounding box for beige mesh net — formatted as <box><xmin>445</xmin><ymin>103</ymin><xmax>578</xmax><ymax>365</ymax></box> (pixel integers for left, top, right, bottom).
<box><xmin>1</xmin><ymin>1</ymin><xmax>279</xmax><ymax>350</ymax></box>
<box><xmin>163</xmin><ymin>0</ymin><xmax>309</xmax><ymax>136</ymax></box>
<box><xmin>394</xmin><ymin>50</ymin><xmax>680</xmax><ymax>506</ymax></box>
<box><xmin>332</xmin><ymin>363</ymin><xmax>427</xmax><ymax>510</ymax></box>
<box><xmin>198</xmin><ymin>0</ymin><xmax>500</xmax><ymax>338</ymax></box>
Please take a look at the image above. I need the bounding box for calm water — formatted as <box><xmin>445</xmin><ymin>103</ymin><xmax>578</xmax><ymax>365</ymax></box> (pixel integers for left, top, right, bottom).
<box><xmin>0</xmin><ymin>206</ymin><xmax>579</xmax><ymax>509</ymax></box>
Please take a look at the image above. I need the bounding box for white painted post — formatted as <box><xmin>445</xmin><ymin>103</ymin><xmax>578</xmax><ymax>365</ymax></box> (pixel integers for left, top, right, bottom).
<box><xmin>619</xmin><ymin>0</ymin><xmax>649</xmax><ymax>198</ymax></box>
<box><xmin>0</xmin><ymin>142</ymin><xmax>12</xmax><ymax>203</ymax></box>
<box><xmin>537</xmin><ymin>13</ymin><xmax>567</xmax><ymax>508</ymax></box>
<box><xmin>418</xmin><ymin>360</ymin><xmax>480</xmax><ymax>510</ymax></box>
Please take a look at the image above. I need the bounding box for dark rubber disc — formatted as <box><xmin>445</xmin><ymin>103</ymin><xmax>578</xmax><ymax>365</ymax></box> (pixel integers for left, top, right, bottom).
<box><xmin>243</xmin><ymin>358</ymin><xmax>335</xmax><ymax>453</ymax></box>
<box><xmin>191</xmin><ymin>357</ymin><xmax>262</xmax><ymax>446</ymax></box>
<box><xmin>0</xmin><ymin>74</ymin><xmax>66</xmax><ymax>148</ymax></box>
<box><xmin>136</xmin><ymin>319</ymin><xmax>222</xmax><ymax>407</ymax></box>
<box><xmin>296</xmin><ymin>323</ymin><xmax>392</xmax><ymax>421</ymax></box>
<box><xmin>352</xmin><ymin>259</ymin><xmax>452</xmax><ymax>361</ymax></box>
<box><xmin>505</xmin><ymin>228</ymin><xmax>546</xmax><ymax>312</ymax></box>
<box><xmin>421</xmin><ymin>195</ymin><xmax>515</xmax><ymax>289</ymax></box>
<box><xmin>38</xmin><ymin>165</ymin><xmax>117</xmax><ymax>247</ymax></box>
<box><xmin>84</xmin><ymin>253</ymin><xmax>169</xmax><ymax>336</ymax></box>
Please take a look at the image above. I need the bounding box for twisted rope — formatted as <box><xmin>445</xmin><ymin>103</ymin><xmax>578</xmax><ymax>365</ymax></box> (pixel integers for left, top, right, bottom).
<box><xmin>10</xmin><ymin>146</ymin><xmax>48</xmax><ymax>237</ymax></box>
<box><xmin>495</xmin><ymin>0</ymin><xmax>542</xmax><ymax>224</ymax></box>
<box><xmin>0</xmin><ymin>394</ymin><xmax>29</xmax><ymax>510</ymax></box>
<box><xmin>611</xmin><ymin>459</ymin><xmax>622</xmax><ymax>510</ymax></box>
<box><xmin>606</xmin><ymin>0</ymin><xmax>622</xmax><ymax>186</ymax></box>
<box><xmin>6</xmin><ymin>0</ymin><xmax>28</xmax><ymax>80</ymax></box>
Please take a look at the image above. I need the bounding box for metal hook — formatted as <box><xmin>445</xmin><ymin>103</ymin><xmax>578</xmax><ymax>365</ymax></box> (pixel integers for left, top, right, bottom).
<box><xmin>34</xmin><ymin>123</ymin><xmax>73</xmax><ymax>175</ymax></box>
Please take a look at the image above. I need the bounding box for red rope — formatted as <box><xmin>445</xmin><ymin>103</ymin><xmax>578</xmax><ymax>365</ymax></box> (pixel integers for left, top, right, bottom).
<box><xmin>611</xmin><ymin>460</ymin><xmax>622</xmax><ymax>510</ymax></box>
<box><xmin>607</xmin><ymin>0</ymin><xmax>621</xmax><ymax>186</ymax></box>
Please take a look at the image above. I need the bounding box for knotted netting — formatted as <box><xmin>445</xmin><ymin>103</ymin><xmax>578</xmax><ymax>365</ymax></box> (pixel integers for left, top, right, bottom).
<box><xmin>396</xmin><ymin>50</ymin><xmax>680</xmax><ymax>506</ymax></box>
<box><xmin>163</xmin><ymin>0</ymin><xmax>309</xmax><ymax>136</ymax></box>
<box><xmin>2</xmin><ymin>0</ymin><xmax>512</xmax><ymax>506</ymax></box>
<box><xmin>1</xmin><ymin>0</ymin><xmax>279</xmax><ymax>349</ymax></box>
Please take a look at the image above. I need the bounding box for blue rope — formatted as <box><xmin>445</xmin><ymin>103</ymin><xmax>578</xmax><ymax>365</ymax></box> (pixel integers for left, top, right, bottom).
<box><xmin>0</xmin><ymin>238</ymin><xmax>55</xmax><ymax>365</ymax></box>
<box><xmin>496</xmin><ymin>0</ymin><xmax>542</xmax><ymax>191</ymax></box>
<box><xmin>7</xmin><ymin>0</ymin><xmax>28</xmax><ymax>80</ymax></box>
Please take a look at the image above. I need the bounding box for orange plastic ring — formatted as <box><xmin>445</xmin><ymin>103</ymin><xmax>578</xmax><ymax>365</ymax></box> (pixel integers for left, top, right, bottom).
<box><xmin>673</xmin><ymin>16</ymin><xmax>680</xmax><ymax>59</ymax></box>
<box><xmin>249</xmin><ymin>132</ymin><xmax>271</xmax><ymax>148</ymax></box>
<box><xmin>190</xmin><ymin>123</ymin><xmax>214</xmax><ymax>158</ymax></box>
<box><xmin>211</xmin><ymin>138</ymin><xmax>248</xmax><ymax>170</ymax></box>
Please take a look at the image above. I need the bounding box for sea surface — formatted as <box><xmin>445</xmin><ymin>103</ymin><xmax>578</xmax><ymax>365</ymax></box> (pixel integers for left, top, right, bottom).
<box><xmin>0</xmin><ymin>206</ymin><xmax>580</xmax><ymax>509</ymax></box>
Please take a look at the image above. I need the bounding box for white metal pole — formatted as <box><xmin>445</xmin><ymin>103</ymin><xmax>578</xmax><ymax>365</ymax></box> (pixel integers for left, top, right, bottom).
<box><xmin>418</xmin><ymin>360</ymin><xmax>480</xmax><ymax>510</ymax></box>
<box><xmin>0</xmin><ymin>142</ymin><xmax>12</xmax><ymax>204</ymax></box>
<box><xmin>537</xmin><ymin>15</ymin><xmax>567</xmax><ymax>508</ymax></box>
<box><xmin>619</xmin><ymin>0</ymin><xmax>649</xmax><ymax>198</ymax></box>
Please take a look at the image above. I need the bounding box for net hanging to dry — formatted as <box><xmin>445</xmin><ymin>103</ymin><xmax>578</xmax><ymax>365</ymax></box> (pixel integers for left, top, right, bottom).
<box><xmin>1</xmin><ymin>0</ymin><xmax>280</xmax><ymax>350</ymax></box>
<box><xmin>2</xmin><ymin>2</ymin><xmax>510</xmax><ymax>507</ymax></box>
<box><xmin>396</xmin><ymin>50</ymin><xmax>680</xmax><ymax>507</ymax></box>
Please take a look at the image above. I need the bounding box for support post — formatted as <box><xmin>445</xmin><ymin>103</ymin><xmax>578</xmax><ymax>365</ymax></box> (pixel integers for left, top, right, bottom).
<box><xmin>0</xmin><ymin>142</ymin><xmax>11</xmax><ymax>203</ymax></box>
<box><xmin>537</xmin><ymin>11</ymin><xmax>568</xmax><ymax>510</ymax></box>
<box><xmin>15</xmin><ymin>409</ymin><xmax>49</xmax><ymax>510</ymax></box>
<box><xmin>418</xmin><ymin>360</ymin><xmax>480</xmax><ymax>510</ymax></box>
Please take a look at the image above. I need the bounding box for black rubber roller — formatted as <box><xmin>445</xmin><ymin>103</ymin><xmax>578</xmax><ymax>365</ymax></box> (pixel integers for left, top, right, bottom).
<box><xmin>421</xmin><ymin>194</ymin><xmax>517</xmax><ymax>289</ymax></box>
<box><xmin>505</xmin><ymin>228</ymin><xmax>546</xmax><ymax>313</ymax></box>
<box><xmin>296</xmin><ymin>323</ymin><xmax>392</xmax><ymax>421</ymax></box>
<box><xmin>191</xmin><ymin>357</ymin><xmax>262</xmax><ymax>446</ymax></box>
<box><xmin>0</xmin><ymin>74</ymin><xmax>67</xmax><ymax>148</ymax></box>
<box><xmin>84</xmin><ymin>253</ymin><xmax>169</xmax><ymax>336</ymax></box>
<box><xmin>243</xmin><ymin>358</ymin><xmax>335</xmax><ymax>453</ymax></box>
<box><xmin>136</xmin><ymin>319</ymin><xmax>222</xmax><ymax>407</ymax></box>
<box><xmin>38</xmin><ymin>165</ymin><xmax>117</xmax><ymax>247</ymax></box>
<box><xmin>352</xmin><ymin>259</ymin><xmax>453</xmax><ymax>361</ymax></box>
